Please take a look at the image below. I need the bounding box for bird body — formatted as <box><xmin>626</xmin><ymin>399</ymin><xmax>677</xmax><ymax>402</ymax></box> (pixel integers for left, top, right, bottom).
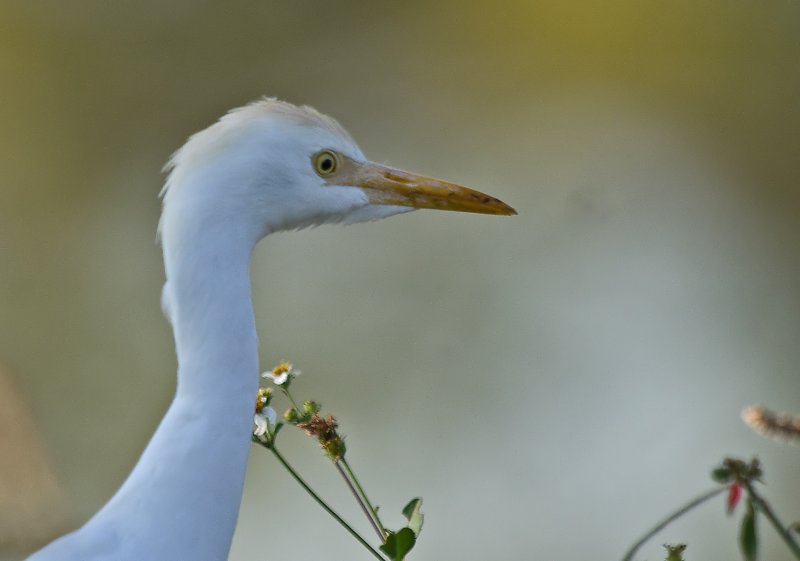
<box><xmin>27</xmin><ymin>99</ymin><xmax>514</xmax><ymax>561</ymax></box>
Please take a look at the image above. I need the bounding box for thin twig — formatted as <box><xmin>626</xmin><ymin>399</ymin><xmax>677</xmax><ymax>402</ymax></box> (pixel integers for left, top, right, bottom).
<box><xmin>282</xmin><ymin>387</ymin><xmax>301</xmax><ymax>413</ymax></box>
<box><xmin>336</xmin><ymin>460</ymin><xmax>385</xmax><ymax>541</ymax></box>
<box><xmin>342</xmin><ymin>458</ymin><xmax>387</xmax><ymax>538</ymax></box>
<box><xmin>270</xmin><ymin>446</ymin><xmax>386</xmax><ymax>561</ymax></box>
<box><xmin>621</xmin><ymin>487</ymin><xmax>726</xmax><ymax>561</ymax></box>
<box><xmin>743</xmin><ymin>480</ymin><xmax>800</xmax><ymax>559</ymax></box>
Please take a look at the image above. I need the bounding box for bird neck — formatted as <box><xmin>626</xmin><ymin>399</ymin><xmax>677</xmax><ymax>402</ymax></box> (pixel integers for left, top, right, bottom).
<box><xmin>86</xmin><ymin>212</ymin><xmax>262</xmax><ymax>560</ymax></box>
<box><xmin>166</xmin><ymin>219</ymin><xmax>260</xmax><ymax>404</ymax></box>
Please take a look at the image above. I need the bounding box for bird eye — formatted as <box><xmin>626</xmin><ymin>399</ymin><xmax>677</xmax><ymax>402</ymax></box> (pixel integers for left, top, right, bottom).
<box><xmin>313</xmin><ymin>150</ymin><xmax>338</xmax><ymax>176</ymax></box>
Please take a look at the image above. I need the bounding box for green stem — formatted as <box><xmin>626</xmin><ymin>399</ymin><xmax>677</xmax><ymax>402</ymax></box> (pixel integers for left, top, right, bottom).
<box><xmin>269</xmin><ymin>446</ymin><xmax>386</xmax><ymax>561</ymax></box>
<box><xmin>282</xmin><ymin>387</ymin><xmax>301</xmax><ymax>412</ymax></box>
<box><xmin>342</xmin><ymin>458</ymin><xmax>387</xmax><ymax>537</ymax></box>
<box><xmin>621</xmin><ymin>487</ymin><xmax>726</xmax><ymax>561</ymax></box>
<box><xmin>336</xmin><ymin>460</ymin><xmax>384</xmax><ymax>541</ymax></box>
<box><xmin>743</xmin><ymin>480</ymin><xmax>800</xmax><ymax>559</ymax></box>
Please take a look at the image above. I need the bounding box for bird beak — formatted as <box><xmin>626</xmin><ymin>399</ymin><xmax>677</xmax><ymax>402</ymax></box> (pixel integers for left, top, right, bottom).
<box><xmin>334</xmin><ymin>156</ymin><xmax>517</xmax><ymax>216</ymax></box>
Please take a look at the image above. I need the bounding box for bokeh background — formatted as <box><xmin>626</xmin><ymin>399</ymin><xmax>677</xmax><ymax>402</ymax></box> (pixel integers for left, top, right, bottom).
<box><xmin>1</xmin><ymin>1</ymin><xmax>799</xmax><ymax>560</ymax></box>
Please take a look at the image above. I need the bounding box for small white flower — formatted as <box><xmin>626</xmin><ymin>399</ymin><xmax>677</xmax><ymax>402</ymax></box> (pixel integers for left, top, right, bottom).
<box><xmin>255</xmin><ymin>387</ymin><xmax>273</xmax><ymax>413</ymax></box>
<box><xmin>253</xmin><ymin>407</ymin><xmax>277</xmax><ymax>437</ymax></box>
<box><xmin>262</xmin><ymin>361</ymin><xmax>300</xmax><ymax>386</ymax></box>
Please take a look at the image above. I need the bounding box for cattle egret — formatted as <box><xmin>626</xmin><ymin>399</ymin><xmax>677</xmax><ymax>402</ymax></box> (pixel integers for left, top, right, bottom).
<box><xmin>27</xmin><ymin>99</ymin><xmax>515</xmax><ymax>561</ymax></box>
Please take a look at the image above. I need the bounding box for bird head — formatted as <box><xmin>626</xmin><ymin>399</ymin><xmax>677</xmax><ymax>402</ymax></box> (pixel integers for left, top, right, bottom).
<box><xmin>160</xmin><ymin>98</ymin><xmax>514</xmax><ymax>242</ymax></box>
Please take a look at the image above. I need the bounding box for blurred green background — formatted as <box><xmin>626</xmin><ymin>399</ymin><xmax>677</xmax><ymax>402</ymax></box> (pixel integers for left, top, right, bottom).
<box><xmin>1</xmin><ymin>1</ymin><xmax>799</xmax><ymax>560</ymax></box>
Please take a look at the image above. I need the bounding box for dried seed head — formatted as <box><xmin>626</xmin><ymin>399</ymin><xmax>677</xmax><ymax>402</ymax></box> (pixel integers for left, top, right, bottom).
<box><xmin>742</xmin><ymin>405</ymin><xmax>800</xmax><ymax>443</ymax></box>
<box><xmin>297</xmin><ymin>414</ymin><xmax>346</xmax><ymax>460</ymax></box>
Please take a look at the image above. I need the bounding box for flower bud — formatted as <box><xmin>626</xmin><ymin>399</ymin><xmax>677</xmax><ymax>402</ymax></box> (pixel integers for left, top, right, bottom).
<box><xmin>284</xmin><ymin>408</ymin><xmax>300</xmax><ymax>423</ymax></box>
<box><xmin>303</xmin><ymin>401</ymin><xmax>321</xmax><ymax>415</ymax></box>
<box><xmin>726</xmin><ymin>482</ymin><xmax>743</xmax><ymax>514</ymax></box>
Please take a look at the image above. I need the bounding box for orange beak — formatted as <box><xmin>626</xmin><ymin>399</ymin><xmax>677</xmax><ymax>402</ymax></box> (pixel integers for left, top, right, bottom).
<box><xmin>332</xmin><ymin>155</ymin><xmax>516</xmax><ymax>216</ymax></box>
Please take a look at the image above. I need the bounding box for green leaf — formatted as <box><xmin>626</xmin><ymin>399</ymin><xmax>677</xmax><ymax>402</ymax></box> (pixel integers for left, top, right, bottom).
<box><xmin>401</xmin><ymin>498</ymin><xmax>420</xmax><ymax>519</ymax></box>
<box><xmin>664</xmin><ymin>544</ymin><xmax>687</xmax><ymax>561</ymax></box>
<box><xmin>380</xmin><ymin>528</ymin><xmax>416</xmax><ymax>561</ymax></box>
<box><xmin>711</xmin><ymin>467</ymin><xmax>732</xmax><ymax>483</ymax></box>
<box><xmin>739</xmin><ymin>498</ymin><xmax>758</xmax><ymax>561</ymax></box>
<box><xmin>402</xmin><ymin>498</ymin><xmax>424</xmax><ymax>536</ymax></box>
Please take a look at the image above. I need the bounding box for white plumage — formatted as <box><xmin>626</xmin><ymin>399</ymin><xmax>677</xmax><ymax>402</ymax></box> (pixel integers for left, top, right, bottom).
<box><xmin>28</xmin><ymin>98</ymin><xmax>514</xmax><ymax>561</ymax></box>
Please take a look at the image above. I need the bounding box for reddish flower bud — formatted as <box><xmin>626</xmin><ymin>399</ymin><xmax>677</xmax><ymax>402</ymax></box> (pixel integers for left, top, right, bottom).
<box><xmin>727</xmin><ymin>482</ymin><xmax>743</xmax><ymax>514</ymax></box>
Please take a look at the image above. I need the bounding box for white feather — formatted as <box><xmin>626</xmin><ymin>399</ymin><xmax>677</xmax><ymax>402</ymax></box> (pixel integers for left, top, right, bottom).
<box><xmin>28</xmin><ymin>98</ymin><xmax>420</xmax><ymax>561</ymax></box>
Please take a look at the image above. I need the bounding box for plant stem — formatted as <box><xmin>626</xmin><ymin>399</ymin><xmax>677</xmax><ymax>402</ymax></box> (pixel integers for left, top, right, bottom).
<box><xmin>621</xmin><ymin>487</ymin><xmax>726</xmax><ymax>561</ymax></box>
<box><xmin>269</xmin><ymin>446</ymin><xmax>386</xmax><ymax>561</ymax></box>
<box><xmin>743</xmin><ymin>480</ymin><xmax>800</xmax><ymax>559</ymax></box>
<box><xmin>282</xmin><ymin>387</ymin><xmax>301</xmax><ymax>413</ymax></box>
<box><xmin>336</xmin><ymin>460</ymin><xmax>385</xmax><ymax>541</ymax></box>
<box><xmin>342</xmin><ymin>458</ymin><xmax>387</xmax><ymax>538</ymax></box>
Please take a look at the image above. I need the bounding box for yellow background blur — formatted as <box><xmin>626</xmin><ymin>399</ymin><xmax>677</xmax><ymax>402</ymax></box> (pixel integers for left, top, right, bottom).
<box><xmin>1</xmin><ymin>1</ymin><xmax>799</xmax><ymax>560</ymax></box>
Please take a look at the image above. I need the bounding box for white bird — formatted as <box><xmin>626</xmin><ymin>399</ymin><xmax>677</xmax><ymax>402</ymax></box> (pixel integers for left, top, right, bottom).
<box><xmin>27</xmin><ymin>98</ymin><xmax>515</xmax><ymax>561</ymax></box>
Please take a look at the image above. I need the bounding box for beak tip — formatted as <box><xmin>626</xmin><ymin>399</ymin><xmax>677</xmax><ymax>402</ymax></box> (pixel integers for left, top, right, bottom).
<box><xmin>497</xmin><ymin>201</ymin><xmax>518</xmax><ymax>216</ymax></box>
